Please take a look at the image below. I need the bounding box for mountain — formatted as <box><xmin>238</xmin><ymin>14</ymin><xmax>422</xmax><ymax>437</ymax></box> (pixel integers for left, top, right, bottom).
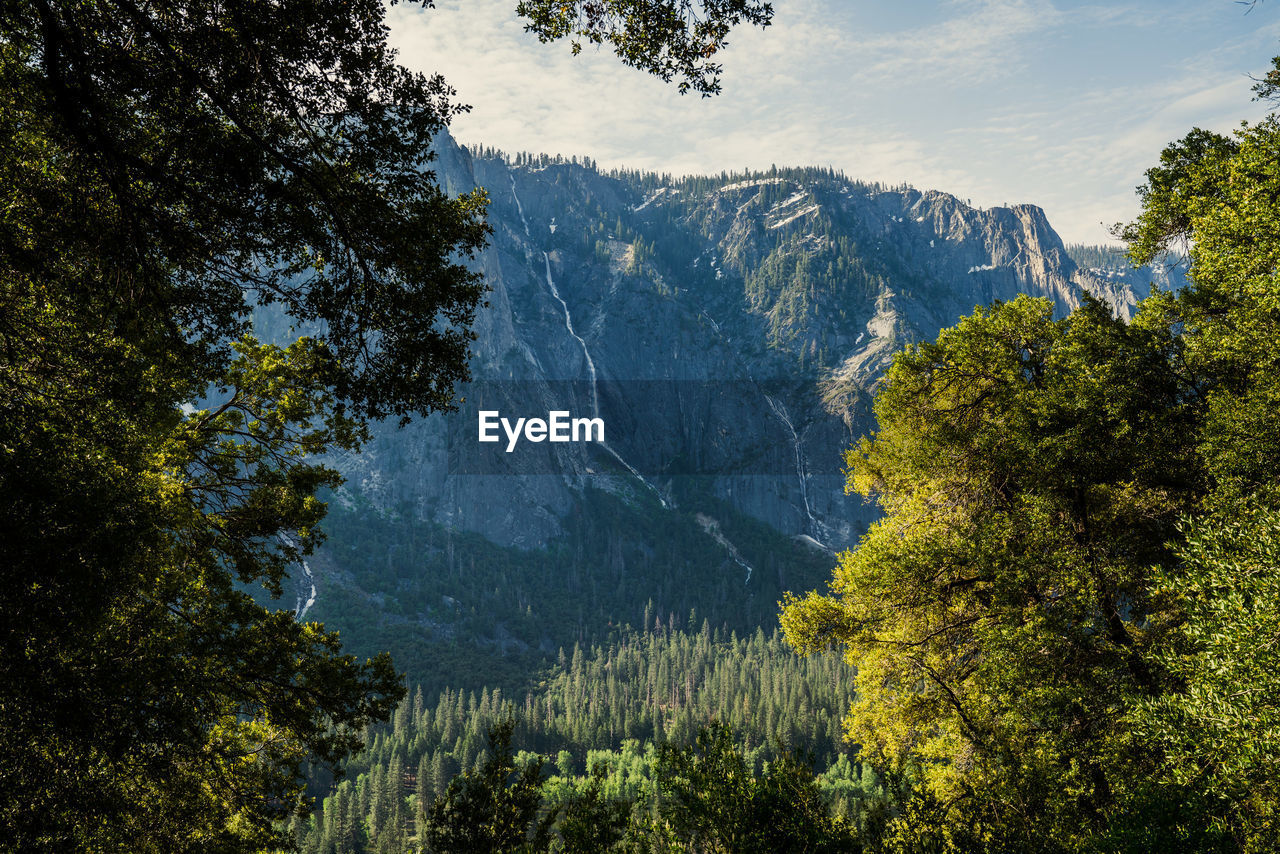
<box><xmin>1065</xmin><ymin>242</ymin><xmax>1188</xmax><ymax>316</ymax></box>
<box><xmin>292</xmin><ymin>133</ymin><xmax>1155</xmax><ymax>692</ymax></box>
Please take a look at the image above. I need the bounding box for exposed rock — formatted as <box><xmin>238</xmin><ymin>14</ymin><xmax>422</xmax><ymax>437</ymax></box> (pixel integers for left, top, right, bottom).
<box><xmin>330</xmin><ymin>138</ymin><xmax>1153</xmax><ymax>552</ymax></box>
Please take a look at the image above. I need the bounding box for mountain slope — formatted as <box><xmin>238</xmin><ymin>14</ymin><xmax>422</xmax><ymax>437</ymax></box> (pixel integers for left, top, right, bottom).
<box><xmin>294</xmin><ymin>135</ymin><xmax>1153</xmax><ymax>691</ymax></box>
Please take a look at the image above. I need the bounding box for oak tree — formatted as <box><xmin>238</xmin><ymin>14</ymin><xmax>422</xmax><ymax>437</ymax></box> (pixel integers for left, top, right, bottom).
<box><xmin>0</xmin><ymin>0</ymin><xmax>769</xmax><ymax>849</ymax></box>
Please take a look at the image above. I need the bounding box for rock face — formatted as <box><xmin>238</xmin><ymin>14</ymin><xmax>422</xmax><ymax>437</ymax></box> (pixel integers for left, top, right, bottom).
<box><xmin>328</xmin><ymin>134</ymin><xmax>1157</xmax><ymax>555</ymax></box>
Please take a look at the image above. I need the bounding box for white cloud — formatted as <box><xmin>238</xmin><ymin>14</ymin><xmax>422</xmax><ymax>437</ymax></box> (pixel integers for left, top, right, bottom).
<box><xmin>845</xmin><ymin>0</ymin><xmax>1063</xmax><ymax>85</ymax></box>
<box><xmin>386</xmin><ymin>0</ymin><xmax>1280</xmax><ymax>244</ymax></box>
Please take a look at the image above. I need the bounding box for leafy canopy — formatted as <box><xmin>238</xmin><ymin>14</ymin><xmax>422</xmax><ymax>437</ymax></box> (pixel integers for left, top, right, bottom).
<box><xmin>783</xmin><ymin>53</ymin><xmax>1280</xmax><ymax>853</ymax></box>
<box><xmin>517</xmin><ymin>0</ymin><xmax>774</xmax><ymax>96</ymax></box>
<box><xmin>0</xmin><ymin>0</ymin><xmax>770</xmax><ymax>850</ymax></box>
<box><xmin>649</xmin><ymin>720</ymin><xmax>861</xmax><ymax>853</ymax></box>
<box><xmin>1118</xmin><ymin>54</ymin><xmax>1280</xmax><ymax>851</ymax></box>
<box><xmin>422</xmin><ymin>718</ymin><xmax>557</xmax><ymax>854</ymax></box>
<box><xmin>783</xmin><ymin>294</ymin><xmax>1201</xmax><ymax>848</ymax></box>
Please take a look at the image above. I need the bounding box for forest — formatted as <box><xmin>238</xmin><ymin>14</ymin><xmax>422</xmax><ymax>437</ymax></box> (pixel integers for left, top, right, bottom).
<box><xmin>296</xmin><ymin>625</ymin><xmax>876</xmax><ymax>853</ymax></box>
<box><xmin>3</xmin><ymin>0</ymin><xmax>1280</xmax><ymax>852</ymax></box>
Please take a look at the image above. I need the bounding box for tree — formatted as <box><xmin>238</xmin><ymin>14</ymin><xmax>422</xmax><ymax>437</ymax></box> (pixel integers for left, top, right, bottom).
<box><xmin>7</xmin><ymin>0</ymin><xmax>491</xmax><ymax>424</ymax></box>
<box><xmin>651</xmin><ymin>721</ymin><xmax>860</xmax><ymax>853</ymax></box>
<box><xmin>1120</xmin><ymin>81</ymin><xmax>1280</xmax><ymax>504</ymax></box>
<box><xmin>783</xmin><ymin>52</ymin><xmax>1280</xmax><ymax>853</ymax></box>
<box><xmin>0</xmin><ymin>308</ymin><xmax>408</xmax><ymax>850</ymax></box>
<box><xmin>1118</xmin><ymin>54</ymin><xmax>1280</xmax><ymax>853</ymax></box>
<box><xmin>553</xmin><ymin>762</ymin><xmax>633</xmax><ymax>854</ymax></box>
<box><xmin>517</xmin><ymin>0</ymin><xmax>773</xmax><ymax>97</ymax></box>
<box><xmin>422</xmin><ymin>718</ymin><xmax>557</xmax><ymax>854</ymax></box>
<box><xmin>0</xmin><ymin>0</ymin><xmax>770</xmax><ymax>849</ymax></box>
<box><xmin>1133</xmin><ymin>508</ymin><xmax>1280</xmax><ymax>852</ymax></box>
<box><xmin>781</xmin><ymin>294</ymin><xmax>1204</xmax><ymax>849</ymax></box>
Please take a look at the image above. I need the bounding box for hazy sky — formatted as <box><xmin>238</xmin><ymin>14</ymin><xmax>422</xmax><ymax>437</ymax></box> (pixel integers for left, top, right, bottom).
<box><xmin>388</xmin><ymin>0</ymin><xmax>1280</xmax><ymax>245</ymax></box>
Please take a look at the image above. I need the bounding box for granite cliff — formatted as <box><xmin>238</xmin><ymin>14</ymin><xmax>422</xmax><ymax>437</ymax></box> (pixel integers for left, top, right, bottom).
<box><xmin>297</xmin><ymin>134</ymin><xmax>1177</xmax><ymax>687</ymax></box>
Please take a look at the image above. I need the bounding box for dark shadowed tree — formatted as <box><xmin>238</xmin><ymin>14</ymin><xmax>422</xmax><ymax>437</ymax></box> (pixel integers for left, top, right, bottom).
<box><xmin>555</xmin><ymin>763</ymin><xmax>634</xmax><ymax>853</ymax></box>
<box><xmin>0</xmin><ymin>0</ymin><xmax>770</xmax><ymax>849</ymax></box>
<box><xmin>423</xmin><ymin>718</ymin><xmax>557</xmax><ymax>854</ymax></box>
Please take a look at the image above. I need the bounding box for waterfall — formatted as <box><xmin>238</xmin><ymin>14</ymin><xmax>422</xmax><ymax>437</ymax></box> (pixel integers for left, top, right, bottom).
<box><xmin>296</xmin><ymin>558</ymin><xmax>317</xmax><ymax>620</ymax></box>
<box><xmin>510</xmin><ymin>173</ymin><xmax>530</xmax><ymax>237</ymax></box>
<box><xmin>542</xmin><ymin>250</ymin><xmax>668</xmax><ymax>507</ymax></box>
<box><xmin>279</xmin><ymin>533</ymin><xmax>317</xmax><ymax>620</ymax></box>
<box><xmin>510</xmin><ymin>172</ymin><xmax>669</xmax><ymax>508</ymax></box>
<box><xmin>695</xmin><ymin>513</ymin><xmax>755</xmax><ymax>585</ymax></box>
<box><xmin>541</xmin><ymin>251</ymin><xmax>599</xmax><ymax>417</ymax></box>
<box><xmin>766</xmin><ymin>395</ymin><xmax>827</xmax><ymax>544</ymax></box>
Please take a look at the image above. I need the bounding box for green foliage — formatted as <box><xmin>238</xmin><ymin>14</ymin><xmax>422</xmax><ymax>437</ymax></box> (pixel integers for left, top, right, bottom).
<box><xmin>782</xmin><ymin>293</ymin><xmax>1204</xmax><ymax>848</ymax></box>
<box><xmin>423</xmin><ymin>718</ymin><xmax>557</xmax><ymax>854</ymax></box>
<box><xmin>515</xmin><ymin>0</ymin><xmax>774</xmax><ymax>96</ymax></box>
<box><xmin>1114</xmin><ymin>57</ymin><xmax>1280</xmax><ymax>850</ymax></box>
<box><xmin>1</xmin><ymin>0</ymin><xmax>488</xmax><ymax>844</ymax></box>
<box><xmin>2</xmin><ymin>0</ymin><xmax>490</xmax><ymax>424</ymax></box>
<box><xmin>1122</xmin><ymin>115</ymin><xmax>1280</xmax><ymax>500</ymax></box>
<box><xmin>297</xmin><ymin>624</ymin><xmax>879</xmax><ymax>853</ymax></box>
<box><xmin>0</xmin><ymin>306</ymin><xmax>404</xmax><ymax>851</ymax></box>
<box><xmin>302</xmin><ymin>713</ymin><xmax>870</xmax><ymax>854</ymax></box>
<box><xmin>1137</xmin><ymin>507</ymin><xmax>1280</xmax><ymax>851</ymax></box>
<box><xmin>784</xmin><ymin>54</ymin><xmax>1280</xmax><ymax>853</ymax></box>
<box><xmin>511</xmin><ymin>623</ymin><xmax>855</xmax><ymax>763</ymax></box>
<box><xmin>650</xmin><ymin>721</ymin><xmax>861</xmax><ymax>853</ymax></box>
<box><xmin>1117</xmin><ymin>128</ymin><xmax>1239</xmax><ymax>270</ymax></box>
<box><xmin>555</xmin><ymin>764</ymin><xmax>634</xmax><ymax>853</ymax></box>
<box><xmin>1</xmin><ymin>0</ymin><xmax>770</xmax><ymax>848</ymax></box>
<box><xmin>745</xmin><ymin>234</ymin><xmax>884</xmax><ymax>355</ymax></box>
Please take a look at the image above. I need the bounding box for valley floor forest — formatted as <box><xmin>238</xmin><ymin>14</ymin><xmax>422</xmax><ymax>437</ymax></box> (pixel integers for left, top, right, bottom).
<box><xmin>3</xmin><ymin>1</ymin><xmax>1280</xmax><ymax>852</ymax></box>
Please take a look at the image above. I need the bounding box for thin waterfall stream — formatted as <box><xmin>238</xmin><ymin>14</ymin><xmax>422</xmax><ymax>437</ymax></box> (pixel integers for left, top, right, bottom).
<box><xmin>766</xmin><ymin>394</ymin><xmax>830</xmax><ymax>547</ymax></box>
<box><xmin>510</xmin><ymin>174</ymin><xmax>669</xmax><ymax>508</ymax></box>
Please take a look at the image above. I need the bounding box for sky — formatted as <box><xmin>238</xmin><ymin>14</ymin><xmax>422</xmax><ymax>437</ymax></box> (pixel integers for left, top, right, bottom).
<box><xmin>386</xmin><ymin>0</ymin><xmax>1280</xmax><ymax>245</ymax></box>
